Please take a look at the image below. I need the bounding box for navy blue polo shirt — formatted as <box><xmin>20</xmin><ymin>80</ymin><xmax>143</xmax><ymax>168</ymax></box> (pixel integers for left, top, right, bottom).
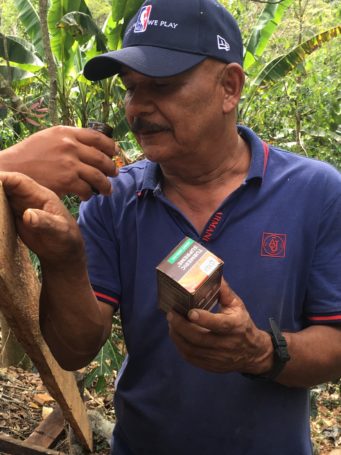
<box><xmin>78</xmin><ymin>126</ymin><xmax>341</xmax><ymax>455</ymax></box>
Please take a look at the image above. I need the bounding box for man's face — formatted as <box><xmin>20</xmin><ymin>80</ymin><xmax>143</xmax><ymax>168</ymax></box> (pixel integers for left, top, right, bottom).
<box><xmin>120</xmin><ymin>59</ymin><xmax>228</xmax><ymax>165</ymax></box>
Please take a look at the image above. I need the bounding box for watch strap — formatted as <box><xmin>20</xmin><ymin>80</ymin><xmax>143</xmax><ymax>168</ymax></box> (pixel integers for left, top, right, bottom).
<box><xmin>243</xmin><ymin>318</ymin><xmax>290</xmax><ymax>381</ymax></box>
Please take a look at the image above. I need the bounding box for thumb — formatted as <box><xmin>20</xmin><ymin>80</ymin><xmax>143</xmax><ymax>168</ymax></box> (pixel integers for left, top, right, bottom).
<box><xmin>219</xmin><ymin>279</ymin><xmax>243</xmax><ymax>312</ymax></box>
<box><xmin>186</xmin><ymin>279</ymin><xmax>244</xmax><ymax>333</ymax></box>
<box><xmin>187</xmin><ymin>278</ymin><xmax>245</xmax><ymax>332</ymax></box>
<box><xmin>22</xmin><ymin>208</ymin><xmax>70</xmax><ymax>234</ymax></box>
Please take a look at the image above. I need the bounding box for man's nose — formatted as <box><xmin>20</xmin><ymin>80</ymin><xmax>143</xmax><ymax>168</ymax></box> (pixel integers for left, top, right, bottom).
<box><xmin>125</xmin><ymin>86</ymin><xmax>155</xmax><ymax>119</ymax></box>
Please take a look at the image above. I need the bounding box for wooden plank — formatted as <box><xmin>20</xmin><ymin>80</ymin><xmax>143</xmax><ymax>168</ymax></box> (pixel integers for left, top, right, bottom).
<box><xmin>25</xmin><ymin>406</ymin><xmax>64</xmax><ymax>448</ymax></box>
<box><xmin>0</xmin><ymin>184</ymin><xmax>92</xmax><ymax>451</ymax></box>
<box><xmin>0</xmin><ymin>433</ymin><xmax>66</xmax><ymax>455</ymax></box>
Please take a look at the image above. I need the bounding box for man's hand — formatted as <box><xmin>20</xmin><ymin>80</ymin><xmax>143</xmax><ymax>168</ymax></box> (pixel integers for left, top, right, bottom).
<box><xmin>0</xmin><ymin>172</ymin><xmax>84</xmax><ymax>265</ymax></box>
<box><xmin>0</xmin><ymin>126</ymin><xmax>119</xmax><ymax>200</ymax></box>
<box><xmin>167</xmin><ymin>280</ymin><xmax>273</xmax><ymax>374</ymax></box>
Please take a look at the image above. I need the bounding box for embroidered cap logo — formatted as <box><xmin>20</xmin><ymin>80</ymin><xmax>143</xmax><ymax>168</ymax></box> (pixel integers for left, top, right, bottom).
<box><xmin>134</xmin><ymin>5</ymin><xmax>152</xmax><ymax>33</ymax></box>
<box><xmin>217</xmin><ymin>35</ymin><xmax>230</xmax><ymax>52</ymax></box>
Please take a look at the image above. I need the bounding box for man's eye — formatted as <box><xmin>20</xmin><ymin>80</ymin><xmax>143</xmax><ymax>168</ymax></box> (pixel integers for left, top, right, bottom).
<box><xmin>155</xmin><ymin>82</ymin><xmax>170</xmax><ymax>88</ymax></box>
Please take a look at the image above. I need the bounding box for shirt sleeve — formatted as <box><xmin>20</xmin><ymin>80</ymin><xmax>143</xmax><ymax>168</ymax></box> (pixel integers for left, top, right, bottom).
<box><xmin>78</xmin><ymin>194</ymin><xmax>121</xmax><ymax>312</ymax></box>
<box><xmin>305</xmin><ymin>187</ymin><xmax>341</xmax><ymax>325</ymax></box>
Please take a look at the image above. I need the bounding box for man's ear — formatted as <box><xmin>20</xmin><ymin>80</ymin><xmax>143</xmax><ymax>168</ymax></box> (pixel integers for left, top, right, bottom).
<box><xmin>220</xmin><ymin>63</ymin><xmax>245</xmax><ymax>114</ymax></box>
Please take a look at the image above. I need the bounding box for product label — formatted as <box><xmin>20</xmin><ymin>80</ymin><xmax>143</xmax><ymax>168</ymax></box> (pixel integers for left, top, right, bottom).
<box><xmin>168</xmin><ymin>238</ymin><xmax>195</xmax><ymax>264</ymax></box>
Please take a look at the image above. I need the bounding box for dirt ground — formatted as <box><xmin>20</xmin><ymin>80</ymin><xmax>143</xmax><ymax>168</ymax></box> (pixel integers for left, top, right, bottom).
<box><xmin>0</xmin><ymin>366</ymin><xmax>340</xmax><ymax>454</ymax></box>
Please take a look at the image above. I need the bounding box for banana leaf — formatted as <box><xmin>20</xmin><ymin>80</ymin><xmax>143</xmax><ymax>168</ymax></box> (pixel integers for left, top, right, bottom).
<box><xmin>252</xmin><ymin>26</ymin><xmax>341</xmax><ymax>88</ymax></box>
<box><xmin>3</xmin><ymin>35</ymin><xmax>39</xmax><ymax>55</ymax></box>
<box><xmin>58</xmin><ymin>11</ymin><xmax>107</xmax><ymax>52</ymax></box>
<box><xmin>105</xmin><ymin>0</ymin><xmax>144</xmax><ymax>50</ymax></box>
<box><xmin>0</xmin><ymin>34</ymin><xmax>44</xmax><ymax>72</ymax></box>
<box><xmin>47</xmin><ymin>0</ymin><xmax>92</xmax><ymax>63</ymax></box>
<box><xmin>0</xmin><ymin>65</ymin><xmax>34</xmax><ymax>82</ymax></box>
<box><xmin>13</xmin><ymin>0</ymin><xmax>44</xmax><ymax>58</ymax></box>
<box><xmin>244</xmin><ymin>0</ymin><xmax>294</xmax><ymax>71</ymax></box>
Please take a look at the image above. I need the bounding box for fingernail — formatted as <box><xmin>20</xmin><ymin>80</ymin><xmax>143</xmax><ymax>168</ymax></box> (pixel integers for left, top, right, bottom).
<box><xmin>25</xmin><ymin>209</ymin><xmax>38</xmax><ymax>226</ymax></box>
<box><xmin>188</xmin><ymin>310</ymin><xmax>199</xmax><ymax>321</ymax></box>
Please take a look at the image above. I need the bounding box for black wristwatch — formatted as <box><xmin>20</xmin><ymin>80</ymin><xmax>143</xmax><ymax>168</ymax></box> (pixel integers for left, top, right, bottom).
<box><xmin>243</xmin><ymin>318</ymin><xmax>291</xmax><ymax>381</ymax></box>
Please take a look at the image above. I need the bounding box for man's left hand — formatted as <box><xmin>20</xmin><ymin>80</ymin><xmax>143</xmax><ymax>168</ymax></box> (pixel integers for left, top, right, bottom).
<box><xmin>167</xmin><ymin>280</ymin><xmax>273</xmax><ymax>374</ymax></box>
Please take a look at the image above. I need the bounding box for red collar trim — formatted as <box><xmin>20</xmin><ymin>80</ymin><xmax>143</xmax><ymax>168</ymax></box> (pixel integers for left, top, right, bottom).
<box><xmin>262</xmin><ymin>142</ymin><xmax>269</xmax><ymax>177</ymax></box>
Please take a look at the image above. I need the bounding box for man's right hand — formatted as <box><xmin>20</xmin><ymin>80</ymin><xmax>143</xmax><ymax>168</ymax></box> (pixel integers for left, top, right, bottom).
<box><xmin>0</xmin><ymin>126</ymin><xmax>119</xmax><ymax>200</ymax></box>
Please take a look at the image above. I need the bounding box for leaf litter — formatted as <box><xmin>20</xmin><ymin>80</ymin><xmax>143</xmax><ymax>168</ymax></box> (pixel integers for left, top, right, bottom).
<box><xmin>0</xmin><ymin>366</ymin><xmax>115</xmax><ymax>454</ymax></box>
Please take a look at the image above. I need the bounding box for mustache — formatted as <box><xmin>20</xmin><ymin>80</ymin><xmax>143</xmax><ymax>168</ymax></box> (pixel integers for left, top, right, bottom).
<box><xmin>130</xmin><ymin>117</ymin><xmax>171</xmax><ymax>134</ymax></box>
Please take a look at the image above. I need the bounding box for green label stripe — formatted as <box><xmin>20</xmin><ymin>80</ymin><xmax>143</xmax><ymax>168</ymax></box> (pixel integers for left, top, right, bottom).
<box><xmin>168</xmin><ymin>238</ymin><xmax>195</xmax><ymax>264</ymax></box>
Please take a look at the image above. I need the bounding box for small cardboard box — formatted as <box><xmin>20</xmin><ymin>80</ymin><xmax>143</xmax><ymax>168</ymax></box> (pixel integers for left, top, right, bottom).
<box><xmin>156</xmin><ymin>237</ymin><xmax>224</xmax><ymax>316</ymax></box>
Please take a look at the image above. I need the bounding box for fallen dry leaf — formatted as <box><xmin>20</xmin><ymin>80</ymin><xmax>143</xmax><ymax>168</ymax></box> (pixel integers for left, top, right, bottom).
<box><xmin>33</xmin><ymin>392</ymin><xmax>55</xmax><ymax>406</ymax></box>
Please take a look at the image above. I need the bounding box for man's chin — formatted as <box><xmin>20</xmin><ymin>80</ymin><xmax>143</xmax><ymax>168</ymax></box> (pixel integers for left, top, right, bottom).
<box><xmin>137</xmin><ymin>137</ymin><xmax>173</xmax><ymax>162</ymax></box>
<box><xmin>142</xmin><ymin>146</ymin><xmax>174</xmax><ymax>164</ymax></box>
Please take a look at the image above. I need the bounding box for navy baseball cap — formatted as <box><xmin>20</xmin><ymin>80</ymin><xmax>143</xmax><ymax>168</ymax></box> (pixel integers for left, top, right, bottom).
<box><xmin>83</xmin><ymin>0</ymin><xmax>244</xmax><ymax>80</ymax></box>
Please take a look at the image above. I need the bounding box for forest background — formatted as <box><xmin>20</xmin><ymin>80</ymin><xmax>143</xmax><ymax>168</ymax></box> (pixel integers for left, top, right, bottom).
<box><xmin>0</xmin><ymin>0</ymin><xmax>340</xmax><ymax>453</ymax></box>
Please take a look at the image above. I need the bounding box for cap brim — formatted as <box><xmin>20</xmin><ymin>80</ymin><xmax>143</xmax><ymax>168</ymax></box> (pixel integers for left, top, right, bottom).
<box><xmin>83</xmin><ymin>46</ymin><xmax>206</xmax><ymax>80</ymax></box>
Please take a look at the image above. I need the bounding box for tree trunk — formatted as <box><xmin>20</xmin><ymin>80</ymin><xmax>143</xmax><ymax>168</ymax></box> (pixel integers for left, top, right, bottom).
<box><xmin>38</xmin><ymin>0</ymin><xmax>59</xmax><ymax>125</ymax></box>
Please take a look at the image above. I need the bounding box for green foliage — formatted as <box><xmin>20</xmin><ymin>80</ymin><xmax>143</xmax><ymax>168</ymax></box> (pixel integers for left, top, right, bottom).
<box><xmin>0</xmin><ymin>0</ymin><xmax>25</xmax><ymax>36</ymax></box>
<box><xmin>0</xmin><ymin>66</ymin><xmax>33</xmax><ymax>82</ymax></box>
<box><xmin>13</xmin><ymin>0</ymin><xmax>44</xmax><ymax>57</ymax></box>
<box><xmin>85</xmin><ymin>315</ymin><xmax>125</xmax><ymax>392</ymax></box>
<box><xmin>85</xmin><ymin>0</ymin><xmax>111</xmax><ymax>28</ymax></box>
<box><xmin>58</xmin><ymin>11</ymin><xmax>107</xmax><ymax>51</ymax></box>
<box><xmin>0</xmin><ymin>120</ymin><xmax>17</xmax><ymax>148</ymax></box>
<box><xmin>250</xmin><ymin>26</ymin><xmax>341</xmax><ymax>89</ymax></box>
<box><xmin>104</xmin><ymin>0</ymin><xmax>144</xmax><ymax>50</ymax></box>
<box><xmin>63</xmin><ymin>194</ymin><xmax>81</xmax><ymax>217</ymax></box>
<box><xmin>0</xmin><ymin>34</ymin><xmax>44</xmax><ymax>71</ymax></box>
<box><xmin>238</xmin><ymin>0</ymin><xmax>340</xmax><ymax>169</ymax></box>
<box><xmin>47</xmin><ymin>0</ymin><xmax>92</xmax><ymax>63</ymax></box>
<box><xmin>244</xmin><ymin>0</ymin><xmax>294</xmax><ymax>71</ymax></box>
<box><xmin>240</xmin><ymin>0</ymin><xmax>340</xmax><ymax>168</ymax></box>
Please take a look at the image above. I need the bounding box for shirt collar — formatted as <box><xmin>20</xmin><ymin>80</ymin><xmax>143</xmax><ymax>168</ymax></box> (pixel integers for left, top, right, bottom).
<box><xmin>238</xmin><ymin>125</ymin><xmax>268</xmax><ymax>182</ymax></box>
<box><xmin>139</xmin><ymin>160</ymin><xmax>161</xmax><ymax>193</ymax></box>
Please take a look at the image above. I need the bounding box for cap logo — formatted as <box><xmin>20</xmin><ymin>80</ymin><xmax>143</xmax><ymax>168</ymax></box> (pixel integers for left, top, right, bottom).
<box><xmin>217</xmin><ymin>35</ymin><xmax>230</xmax><ymax>52</ymax></box>
<box><xmin>134</xmin><ymin>5</ymin><xmax>152</xmax><ymax>33</ymax></box>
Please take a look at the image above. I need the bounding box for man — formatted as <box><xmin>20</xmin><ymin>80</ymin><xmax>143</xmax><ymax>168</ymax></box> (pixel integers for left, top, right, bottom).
<box><xmin>2</xmin><ymin>0</ymin><xmax>340</xmax><ymax>454</ymax></box>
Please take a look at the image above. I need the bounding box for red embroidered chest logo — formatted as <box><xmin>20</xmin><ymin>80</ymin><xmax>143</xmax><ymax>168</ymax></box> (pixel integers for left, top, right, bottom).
<box><xmin>261</xmin><ymin>232</ymin><xmax>287</xmax><ymax>258</ymax></box>
<box><xmin>202</xmin><ymin>211</ymin><xmax>223</xmax><ymax>242</ymax></box>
